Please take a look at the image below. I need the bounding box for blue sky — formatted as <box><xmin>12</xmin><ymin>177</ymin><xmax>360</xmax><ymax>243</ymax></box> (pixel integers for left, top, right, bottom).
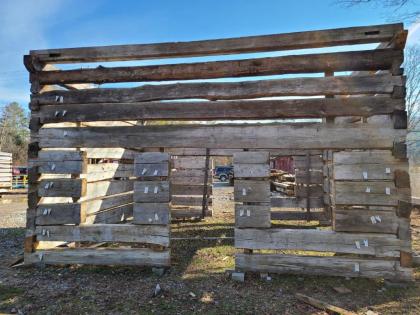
<box><xmin>0</xmin><ymin>0</ymin><xmax>419</xmax><ymax>106</ymax></box>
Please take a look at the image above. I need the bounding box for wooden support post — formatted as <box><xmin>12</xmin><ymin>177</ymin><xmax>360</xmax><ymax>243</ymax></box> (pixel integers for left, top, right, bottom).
<box><xmin>202</xmin><ymin>148</ymin><xmax>210</xmax><ymax>219</ymax></box>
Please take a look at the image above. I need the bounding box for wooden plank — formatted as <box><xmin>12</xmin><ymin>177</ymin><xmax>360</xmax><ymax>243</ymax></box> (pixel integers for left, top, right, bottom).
<box><xmin>86</xmin><ymin>163</ymin><xmax>133</xmax><ymax>182</ymax></box>
<box><xmin>234</xmin><ymin>228</ymin><xmax>408</xmax><ymax>257</ymax></box>
<box><xmin>32</xmin><ymin>74</ymin><xmax>402</xmax><ymax>105</ymax></box>
<box><xmin>134</xmin><ymin>152</ymin><xmax>170</xmax><ymax>164</ymax></box>
<box><xmin>296</xmin><ymin>185</ymin><xmax>324</xmax><ymax>198</ymax></box>
<box><xmin>271</xmin><ymin>196</ymin><xmax>323</xmax><ymax>208</ymax></box>
<box><xmin>335</xmin><ymin>181</ymin><xmax>403</xmax><ymax>206</ymax></box>
<box><xmin>85</xmin><ymin>148</ymin><xmax>139</xmax><ymax>159</ymax></box>
<box><xmin>335</xmin><ymin>209</ymin><xmax>402</xmax><ymax>234</ymax></box>
<box><xmin>235</xmin><ymin>204</ymin><xmax>271</xmax><ymax>228</ymax></box>
<box><xmin>333</xmin><ymin>150</ymin><xmax>405</xmax><ymax>165</ymax></box>
<box><xmin>32</xmin><ymin>96</ymin><xmax>406</xmax><ymax>123</ymax></box>
<box><xmin>83</xmin><ymin>192</ymin><xmax>133</xmax><ymax>214</ymax></box>
<box><xmin>234</xmin><ymin>180</ymin><xmax>270</xmax><ymax>203</ymax></box>
<box><xmin>25</xmin><ymin>248</ymin><xmax>170</xmax><ymax>266</ymax></box>
<box><xmin>35</xmin><ymin>203</ymin><xmax>84</xmax><ymax>225</ymax></box>
<box><xmin>32</xmin><ymin>49</ymin><xmax>402</xmax><ymax>84</ymax></box>
<box><xmin>34</xmin><ymin>150</ymin><xmax>86</xmax><ymax>174</ymax></box>
<box><xmin>37</xmin><ymin>150</ymin><xmax>85</xmax><ymax>161</ymax></box>
<box><xmin>234</xmin><ymin>164</ymin><xmax>270</xmax><ymax>178</ymax></box>
<box><xmin>294</xmin><ymin>293</ymin><xmax>357</xmax><ymax>315</ymax></box>
<box><xmin>35</xmin><ymin>224</ymin><xmax>169</xmax><ymax>246</ymax></box>
<box><xmin>36</xmin><ymin>123</ymin><xmax>405</xmax><ymax>150</ymax></box>
<box><xmin>29</xmin><ymin>23</ymin><xmax>402</xmax><ymax>63</ymax></box>
<box><xmin>171</xmin><ymin>169</ymin><xmax>208</xmax><ymax>178</ymax></box>
<box><xmin>133</xmin><ymin>203</ymin><xmax>170</xmax><ymax>225</ymax></box>
<box><xmin>295</xmin><ymin>170</ymin><xmax>323</xmax><ymax>184</ymax></box>
<box><xmin>271</xmin><ymin>210</ymin><xmax>325</xmax><ymax>221</ymax></box>
<box><xmin>38</xmin><ymin>179</ymin><xmax>86</xmax><ymax>198</ymax></box>
<box><xmin>294</xmin><ymin>155</ymin><xmax>323</xmax><ymax>169</ymax></box>
<box><xmin>134</xmin><ymin>163</ymin><xmax>169</xmax><ymax>177</ymax></box>
<box><xmin>85</xmin><ymin>204</ymin><xmax>133</xmax><ymax>224</ymax></box>
<box><xmin>172</xmin><ymin>157</ymin><xmax>207</xmax><ymax>169</ymax></box>
<box><xmin>233</xmin><ymin>151</ymin><xmax>270</xmax><ymax>164</ymax></box>
<box><xmin>171</xmin><ymin>195</ymin><xmax>211</xmax><ymax>206</ymax></box>
<box><xmin>85</xmin><ymin>180</ymin><xmax>134</xmax><ymax>201</ymax></box>
<box><xmin>171</xmin><ymin>176</ymin><xmax>206</xmax><ymax>186</ymax></box>
<box><xmin>171</xmin><ymin>184</ymin><xmax>212</xmax><ymax>195</ymax></box>
<box><xmin>134</xmin><ymin>181</ymin><xmax>170</xmax><ymax>203</ymax></box>
<box><xmin>334</xmin><ymin>164</ymin><xmax>407</xmax><ymax>181</ymax></box>
<box><xmin>235</xmin><ymin>254</ymin><xmax>411</xmax><ymax>280</ymax></box>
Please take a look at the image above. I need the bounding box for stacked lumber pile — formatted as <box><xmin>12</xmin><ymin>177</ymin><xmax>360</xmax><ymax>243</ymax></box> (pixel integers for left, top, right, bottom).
<box><xmin>270</xmin><ymin>169</ymin><xmax>295</xmax><ymax>195</ymax></box>
<box><xmin>0</xmin><ymin>152</ymin><xmax>12</xmax><ymax>189</ymax></box>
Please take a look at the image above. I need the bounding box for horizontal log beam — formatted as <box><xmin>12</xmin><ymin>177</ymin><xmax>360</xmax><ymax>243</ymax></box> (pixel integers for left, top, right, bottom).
<box><xmin>37</xmin><ymin>97</ymin><xmax>404</xmax><ymax>123</ymax></box>
<box><xmin>36</xmin><ymin>124</ymin><xmax>406</xmax><ymax>149</ymax></box>
<box><xmin>235</xmin><ymin>254</ymin><xmax>411</xmax><ymax>281</ymax></box>
<box><xmin>235</xmin><ymin>228</ymin><xmax>409</xmax><ymax>257</ymax></box>
<box><xmin>31</xmin><ymin>49</ymin><xmax>402</xmax><ymax>84</ymax></box>
<box><xmin>25</xmin><ymin>248</ymin><xmax>170</xmax><ymax>266</ymax></box>
<box><xmin>28</xmin><ymin>23</ymin><xmax>402</xmax><ymax>63</ymax></box>
<box><xmin>35</xmin><ymin>224</ymin><xmax>169</xmax><ymax>246</ymax></box>
<box><xmin>31</xmin><ymin>74</ymin><xmax>402</xmax><ymax>105</ymax></box>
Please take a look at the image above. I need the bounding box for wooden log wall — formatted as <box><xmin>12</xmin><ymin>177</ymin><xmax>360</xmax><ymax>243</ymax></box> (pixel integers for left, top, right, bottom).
<box><xmin>170</xmin><ymin>156</ymin><xmax>213</xmax><ymax>219</ymax></box>
<box><xmin>24</xmin><ymin>23</ymin><xmax>411</xmax><ymax>276</ymax></box>
<box><xmin>0</xmin><ymin>152</ymin><xmax>12</xmax><ymax>189</ymax></box>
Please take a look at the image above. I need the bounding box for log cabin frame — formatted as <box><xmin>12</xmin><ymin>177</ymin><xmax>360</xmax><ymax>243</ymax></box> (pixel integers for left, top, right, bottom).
<box><xmin>24</xmin><ymin>23</ymin><xmax>413</xmax><ymax>281</ymax></box>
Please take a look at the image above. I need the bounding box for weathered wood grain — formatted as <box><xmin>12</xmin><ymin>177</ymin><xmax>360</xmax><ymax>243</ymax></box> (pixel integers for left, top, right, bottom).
<box><xmin>296</xmin><ymin>185</ymin><xmax>324</xmax><ymax>198</ymax></box>
<box><xmin>134</xmin><ymin>181</ymin><xmax>170</xmax><ymax>203</ymax></box>
<box><xmin>32</xmin><ymin>74</ymin><xmax>402</xmax><ymax>105</ymax></box>
<box><xmin>29</xmin><ymin>23</ymin><xmax>402</xmax><ymax>63</ymax></box>
<box><xmin>85</xmin><ymin>163</ymin><xmax>134</xmax><ymax>182</ymax></box>
<box><xmin>235</xmin><ymin>204</ymin><xmax>271</xmax><ymax>228</ymax></box>
<box><xmin>171</xmin><ymin>184</ymin><xmax>212</xmax><ymax>195</ymax></box>
<box><xmin>171</xmin><ymin>195</ymin><xmax>211</xmax><ymax>206</ymax></box>
<box><xmin>25</xmin><ymin>248</ymin><xmax>170</xmax><ymax>266</ymax></box>
<box><xmin>235</xmin><ymin>254</ymin><xmax>411</xmax><ymax>280</ymax></box>
<box><xmin>335</xmin><ymin>209</ymin><xmax>401</xmax><ymax>234</ymax></box>
<box><xmin>85</xmin><ymin>204</ymin><xmax>133</xmax><ymax>224</ymax></box>
<box><xmin>333</xmin><ymin>150</ymin><xmax>404</xmax><ymax>164</ymax></box>
<box><xmin>172</xmin><ymin>157</ymin><xmax>207</xmax><ymax>169</ymax></box>
<box><xmin>83</xmin><ymin>192</ymin><xmax>133</xmax><ymax>214</ymax></box>
<box><xmin>36</xmin><ymin>124</ymin><xmax>406</xmax><ymax>150</ymax></box>
<box><xmin>233</xmin><ymin>152</ymin><xmax>270</xmax><ymax>164</ymax></box>
<box><xmin>134</xmin><ymin>152</ymin><xmax>170</xmax><ymax>164</ymax></box>
<box><xmin>235</xmin><ymin>228</ymin><xmax>409</xmax><ymax>257</ymax></box>
<box><xmin>84</xmin><ymin>180</ymin><xmax>134</xmax><ymax>201</ymax></box>
<box><xmin>234</xmin><ymin>180</ymin><xmax>270</xmax><ymax>203</ymax></box>
<box><xmin>133</xmin><ymin>203</ymin><xmax>170</xmax><ymax>225</ymax></box>
<box><xmin>134</xmin><ymin>163</ymin><xmax>169</xmax><ymax>177</ymax></box>
<box><xmin>35</xmin><ymin>203</ymin><xmax>85</xmax><ymax>225</ymax></box>
<box><xmin>39</xmin><ymin>96</ymin><xmax>403</xmax><ymax>124</ymax></box>
<box><xmin>295</xmin><ymin>170</ymin><xmax>323</xmax><ymax>184</ymax></box>
<box><xmin>335</xmin><ymin>181</ymin><xmax>406</xmax><ymax>206</ymax></box>
<box><xmin>334</xmin><ymin>164</ymin><xmax>407</xmax><ymax>181</ymax></box>
<box><xmin>271</xmin><ymin>196</ymin><xmax>324</xmax><ymax>208</ymax></box>
<box><xmin>270</xmin><ymin>210</ymin><xmax>325</xmax><ymax>221</ymax></box>
<box><xmin>234</xmin><ymin>164</ymin><xmax>270</xmax><ymax>178</ymax></box>
<box><xmin>32</xmin><ymin>49</ymin><xmax>402</xmax><ymax>84</ymax></box>
<box><xmin>35</xmin><ymin>224</ymin><xmax>169</xmax><ymax>246</ymax></box>
<box><xmin>38</xmin><ymin>179</ymin><xmax>86</xmax><ymax>197</ymax></box>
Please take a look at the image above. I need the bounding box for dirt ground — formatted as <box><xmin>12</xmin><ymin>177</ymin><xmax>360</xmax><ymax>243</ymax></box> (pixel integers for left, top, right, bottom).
<box><xmin>1</xmin><ymin>186</ymin><xmax>420</xmax><ymax>315</ymax></box>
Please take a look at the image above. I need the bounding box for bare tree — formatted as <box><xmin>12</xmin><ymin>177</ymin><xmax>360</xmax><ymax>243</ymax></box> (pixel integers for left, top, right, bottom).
<box><xmin>335</xmin><ymin>0</ymin><xmax>419</xmax><ymax>21</ymax></box>
<box><xmin>405</xmin><ymin>45</ymin><xmax>420</xmax><ymax>131</ymax></box>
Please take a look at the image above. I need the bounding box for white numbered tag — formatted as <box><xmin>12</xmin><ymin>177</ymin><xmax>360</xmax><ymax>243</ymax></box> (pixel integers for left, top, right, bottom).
<box><xmin>144</xmin><ymin>186</ymin><xmax>149</xmax><ymax>194</ymax></box>
<box><xmin>365</xmin><ymin>187</ymin><xmax>371</xmax><ymax>193</ymax></box>
<box><xmin>242</xmin><ymin>188</ymin><xmax>247</xmax><ymax>196</ymax></box>
<box><xmin>385</xmin><ymin>187</ymin><xmax>390</xmax><ymax>195</ymax></box>
<box><xmin>154</xmin><ymin>186</ymin><xmax>158</xmax><ymax>194</ymax></box>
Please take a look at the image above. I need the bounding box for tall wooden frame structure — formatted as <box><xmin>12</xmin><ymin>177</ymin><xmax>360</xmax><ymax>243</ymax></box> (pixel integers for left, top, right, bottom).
<box><xmin>24</xmin><ymin>23</ymin><xmax>412</xmax><ymax>280</ymax></box>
